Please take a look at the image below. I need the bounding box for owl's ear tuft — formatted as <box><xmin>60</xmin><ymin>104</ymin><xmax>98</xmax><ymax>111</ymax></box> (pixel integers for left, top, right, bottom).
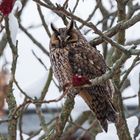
<box><xmin>51</xmin><ymin>23</ymin><xmax>59</xmax><ymax>35</ymax></box>
<box><xmin>67</xmin><ymin>20</ymin><xmax>74</xmax><ymax>33</ymax></box>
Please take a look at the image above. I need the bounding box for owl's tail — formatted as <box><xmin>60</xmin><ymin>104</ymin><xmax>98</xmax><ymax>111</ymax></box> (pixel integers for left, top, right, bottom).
<box><xmin>79</xmin><ymin>86</ymin><xmax>118</xmax><ymax>132</ymax></box>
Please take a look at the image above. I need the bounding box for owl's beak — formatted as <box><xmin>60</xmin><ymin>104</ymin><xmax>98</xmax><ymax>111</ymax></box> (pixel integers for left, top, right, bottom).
<box><xmin>58</xmin><ymin>36</ymin><xmax>66</xmax><ymax>47</ymax></box>
<box><xmin>60</xmin><ymin>40</ymin><xmax>66</xmax><ymax>48</ymax></box>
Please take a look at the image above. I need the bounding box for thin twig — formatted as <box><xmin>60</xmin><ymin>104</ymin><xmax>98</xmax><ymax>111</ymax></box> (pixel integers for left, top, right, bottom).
<box><xmin>19</xmin><ymin>23</ymin><xmax>50</xmax><ymax>57</ymax></box>
<box><xmin>37</xmin><ymin>4</ymin><xmax>51</xmax><ymax>37</ymax></box>
<box><xmin>13</xmin><ymin>77</ymin><xmax>33</xmax><ymax>100</ymax></box>
<box><xmin>32</xmin><ymin>50</ymin><xmax>48</xmax><ymax>71</ymax></box>
<box><xmin>120</xmin><ymin>55</ymin><xmax>140</xmax><ymax>88</ymax></box>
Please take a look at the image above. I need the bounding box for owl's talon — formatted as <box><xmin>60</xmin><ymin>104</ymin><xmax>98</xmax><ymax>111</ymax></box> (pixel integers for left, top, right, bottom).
<box><xmin>67</xmin><ymin>92</ymin><xmax>77</xmax><ymax>98</ymax></box>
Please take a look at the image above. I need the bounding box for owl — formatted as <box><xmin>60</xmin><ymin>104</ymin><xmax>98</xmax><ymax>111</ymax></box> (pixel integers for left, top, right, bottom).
<box><xmin>49</xmin><ymin>20</ymin><xmax>117</xmax><ymax>132</ymax></box>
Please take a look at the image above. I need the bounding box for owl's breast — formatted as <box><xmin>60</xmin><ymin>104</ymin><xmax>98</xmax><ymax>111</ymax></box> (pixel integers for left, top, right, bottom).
<box><xmin>50</xmin><ymin>48</ymin><xmax>73</xmax><ymax>88</ymax></box>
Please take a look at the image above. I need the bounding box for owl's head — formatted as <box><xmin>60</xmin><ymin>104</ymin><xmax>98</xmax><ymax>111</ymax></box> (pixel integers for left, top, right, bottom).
<box><xmin>50</xmin><ymin>20</ymin><xmax>79</xmax><ymax>48</ymax></box>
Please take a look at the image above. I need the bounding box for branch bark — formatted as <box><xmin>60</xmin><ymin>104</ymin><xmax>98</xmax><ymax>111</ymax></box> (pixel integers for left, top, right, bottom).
<box><xmin>113</xmin><ymin>0</ymin><xmax>131</xmax><ymax>139</ymax></box>
<box><xmin>5</xmin><ymin>16</ymin><xmax>18</xmax><ymax>140</ymax></box>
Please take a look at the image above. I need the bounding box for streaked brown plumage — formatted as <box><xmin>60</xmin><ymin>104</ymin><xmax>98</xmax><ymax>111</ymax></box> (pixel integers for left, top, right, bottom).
<box><xmin>49</xmin><ymin>21</ymin><xmax>117</xmax><ymax>132</ymax></box>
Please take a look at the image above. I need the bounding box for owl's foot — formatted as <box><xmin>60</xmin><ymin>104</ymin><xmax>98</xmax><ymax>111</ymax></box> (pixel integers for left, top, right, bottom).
<box><xmin>63</xmin><ymin>83</ymin><xmax>78</xmax><ymax>98</ymax></box>
<box><xmin>67</xmin><ymin>91</ymin><xmax>78</xmax><ymax>98</ymax></box>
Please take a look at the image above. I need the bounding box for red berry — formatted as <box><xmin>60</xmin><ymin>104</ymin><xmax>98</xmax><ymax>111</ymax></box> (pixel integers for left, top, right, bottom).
<box><xmin>72</xmin><ymin>75</ymin><xmax>91</xmax><ymax>86</ymax></box>
<box><xmin>0</xmin><ymin>0</ymin><xmax>15</xmax><ymax>16</ymax></box>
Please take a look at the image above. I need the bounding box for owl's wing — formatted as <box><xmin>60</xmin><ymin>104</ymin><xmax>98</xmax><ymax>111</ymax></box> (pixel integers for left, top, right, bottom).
<box><xmin>68</xmin><ymin>44</ymin><xmax>117</xmax><ymax>132</ymax></box>
<box><xmin>68</xmin><ymin>44</ymin><xmax>107</xmax><ymax>79</ymax></box>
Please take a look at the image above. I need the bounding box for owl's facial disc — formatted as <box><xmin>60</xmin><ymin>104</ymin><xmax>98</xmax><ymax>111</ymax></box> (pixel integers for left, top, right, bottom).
<box><xmin>55</xmin><ymin>32</ymin><xmax>78</xmax><ymax>48</ymax></box>
<box><xmin>50</xmin><ymin>20</ymin><xmax>78</xmax><ymax>48</ymax></box>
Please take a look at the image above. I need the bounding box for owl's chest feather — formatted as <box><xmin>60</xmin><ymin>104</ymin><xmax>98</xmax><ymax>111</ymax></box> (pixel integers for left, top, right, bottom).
<box><xmin>50</xmin><ymin>48</ymin><xmax>72</xmax><ymax>87</ymax></box>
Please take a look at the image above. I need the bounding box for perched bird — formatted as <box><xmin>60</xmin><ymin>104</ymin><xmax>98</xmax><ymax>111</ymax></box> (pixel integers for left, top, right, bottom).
<box><xmin>49</xmin><ymin>20</ymin><xmax>117</xmax><ymax>132</ymax></box>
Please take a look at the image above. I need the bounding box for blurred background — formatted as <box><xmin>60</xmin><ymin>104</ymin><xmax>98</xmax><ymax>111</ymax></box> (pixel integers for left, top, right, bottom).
<box><xmin>0</xmin><ymin>0</ymin><xmax>140</xmax><ymax>139</ymax></box>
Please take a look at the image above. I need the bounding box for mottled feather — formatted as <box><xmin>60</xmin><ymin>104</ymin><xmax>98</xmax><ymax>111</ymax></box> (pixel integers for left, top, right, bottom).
<box><xmin>49</xmin><ymin>21</ymin><xmax>117</xmax><ymax>132</ymax></box>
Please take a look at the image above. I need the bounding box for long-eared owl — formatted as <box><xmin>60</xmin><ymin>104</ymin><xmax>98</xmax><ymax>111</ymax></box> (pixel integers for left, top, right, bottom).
<box><xmin>49</xmin><ymin>20</ymin><xmax>117</xmax><ymax>132</ymax></box>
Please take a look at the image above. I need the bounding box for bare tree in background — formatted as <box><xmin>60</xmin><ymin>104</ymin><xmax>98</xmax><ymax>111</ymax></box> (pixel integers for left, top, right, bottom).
<box><xmin>0</xmin><ymin>0</ymin><xmax>140</xmax><ymax>140</ymax></box>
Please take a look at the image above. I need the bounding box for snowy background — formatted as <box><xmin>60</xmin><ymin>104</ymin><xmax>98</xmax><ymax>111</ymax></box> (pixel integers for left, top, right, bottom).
<box><xmin>0</xmin><ymin>0</ymin><xmax>140</xmax><ymax>139</ymax></box>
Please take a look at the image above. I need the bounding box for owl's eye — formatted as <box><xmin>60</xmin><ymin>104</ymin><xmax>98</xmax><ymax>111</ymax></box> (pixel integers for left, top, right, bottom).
<box><xmin>66</xmin><ymin>33</ymin><xmax>78</xmax><ymax>43</ymax></box>
<box><xmin>57</xmin><ymin>35</ymin><xmax>62</xmax><ymax>41</ymax></box>
<box><xmin>65</xmin><ymin>35</ymin><xmax>71</xmax><ymax>41</ymax></box>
